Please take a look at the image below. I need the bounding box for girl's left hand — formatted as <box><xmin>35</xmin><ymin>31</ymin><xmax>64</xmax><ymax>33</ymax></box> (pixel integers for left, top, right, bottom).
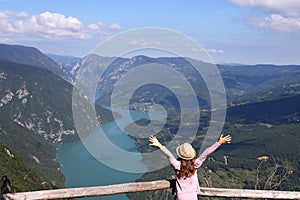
<box><xmin>149</xmin><ymin>135</ymin><xmax>163</xmax><ymax>149</ymax></box>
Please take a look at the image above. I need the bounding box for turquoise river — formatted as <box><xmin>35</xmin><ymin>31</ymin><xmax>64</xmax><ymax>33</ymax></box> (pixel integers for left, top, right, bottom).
<box><xmin>56</xmin><ymin>108</ymin><xmax>164</xmax><ymax>199</ymax></box>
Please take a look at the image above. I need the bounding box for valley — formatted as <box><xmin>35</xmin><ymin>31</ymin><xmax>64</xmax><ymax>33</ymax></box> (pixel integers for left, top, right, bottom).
<box><xmin>0</xmin><ymin>44</ymin><xmax>299</xmax><ymax>200</ymax></box>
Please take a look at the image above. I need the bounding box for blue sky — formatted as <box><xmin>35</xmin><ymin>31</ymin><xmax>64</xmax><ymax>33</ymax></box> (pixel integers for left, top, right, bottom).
<box><xmin>0</xmin><ymin>0</ymin><xmax>300</xmax><ymax>64</ymax></box>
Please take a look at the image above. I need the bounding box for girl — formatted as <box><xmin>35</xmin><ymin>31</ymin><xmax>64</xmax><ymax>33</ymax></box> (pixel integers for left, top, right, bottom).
<box><xmin>149</xmin><ymin>134</ymin><xmax>231</xmax><ymax>200</ymax></box>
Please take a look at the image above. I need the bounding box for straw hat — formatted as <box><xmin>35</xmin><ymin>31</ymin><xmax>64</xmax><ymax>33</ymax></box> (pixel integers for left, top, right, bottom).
<box><xmin>176</xmin><ymin>143</ymin><xmax>196</xmax><ymax>160</ymax></box>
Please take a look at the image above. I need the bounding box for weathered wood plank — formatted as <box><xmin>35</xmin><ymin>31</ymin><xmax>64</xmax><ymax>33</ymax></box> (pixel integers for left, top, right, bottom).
<box><xmin>200</xmin><ymin>187</ymin><xmax>300</xmax><ymax>199</ymax></box>
<box><xmin>2</xmin><ymin>180</ymin><xmax>300</xmax><ymax>200</ymax></box>
<box><xmin>3</xmin><ymin>180</ymin><xmax>170</xmax><ymax>200</ymax></box>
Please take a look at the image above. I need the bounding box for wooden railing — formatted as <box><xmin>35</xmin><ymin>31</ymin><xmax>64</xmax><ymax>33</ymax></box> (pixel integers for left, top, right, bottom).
<box><xmin>2</xmin><ymin>180</ymin><xmax>300</xmax><ymax>200</ymax></box>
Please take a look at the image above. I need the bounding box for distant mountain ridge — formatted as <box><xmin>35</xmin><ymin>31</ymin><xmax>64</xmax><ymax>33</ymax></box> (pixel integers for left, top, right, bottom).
<box><xmin>52</xmin><ymin>54</ymin><xmax>300</xmax><ymax>110</ymax></box>
<box><xmin>0</xmin><ymin>44</ymin><xmax>73</xmax><ymax>82</ymax></box>
<box><xmin>47</xmin><ymin>54</ymin><xmax>81</xmax><ymax>76</ymax></box>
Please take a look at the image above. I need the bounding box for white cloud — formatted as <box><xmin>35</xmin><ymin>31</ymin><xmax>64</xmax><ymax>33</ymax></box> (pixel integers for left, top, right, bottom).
<box><xmin>0</xmin><ymin>37</ymin><xmax>14</xmax><ymax>43</ymax></box>
<box><xmin>87</xmin><ymin>23</ymin><xmax>101</xmax><ymax>31</ymax></box>
<box><xmin>0</xmin><ymin>11</ymin><xmax>122</xmax><ymax>40</ymax></box>
<box><xmin>192</xmin><ymin>47</ymin><xmax>224</xmax><ymax>54</ymax></box>
<box><xmin>130</xmin><ymin>39</ymin><xmax>161</xmax><ymax>47</ymax></box>
<box><xmin>229</xmin><ymin>0</ymin><xmax>300</xmax><ymax>17</ymax></box>
<box><xmin>229</xmin><ymin>0</ymin><xmax>300</xmax><ymax>34</ymax></box>
<box><xmin>207</xmin><ymin>48</ymin><xmax>224</xmax><ymax>54</ymax></box>
<box><xmin>246</xmin><ymin>14</ymin><xmax>300</xmax><ymax>34</ymax></box>
<box><xmin>109</xmin><ymin>23</ymin><xmax>122</xmax><ymax>30</ymax></box>
<box><xmin>32</xmin><ymin>12</ymin><xmax>83</xmax><ymax>30</ymax></box>
<box><xmin>87</xmin><ymin>22</ymin><xmax>108</xmax><ymax>36</ymax></box>
<box><xmin>0</xmin><ymin>12</ymin><xmax>6</xmax><ymax>18</ymax></box>
<box><xmin>191</xmin><ymin>47</ymin><xmax>203</xmax><ymax>52</ymax></box>
<box><xmin>0</xmin><ymin>11</ymin><xmax>90</xmax><ymax>39</ymax></box>
<box><xmin>15</xmin><ymin>12</ymin><xmax>29</xmax><ymax>18</ymax></box>
<box><xmin>0</xmin><ymin>12</ymin><xmax>17</xmax><ymax>36</ymax></box>
<box><xmin>26</xmin><ymin>12</ymin><xmax>90</xmax><ymax>39</ymax></box>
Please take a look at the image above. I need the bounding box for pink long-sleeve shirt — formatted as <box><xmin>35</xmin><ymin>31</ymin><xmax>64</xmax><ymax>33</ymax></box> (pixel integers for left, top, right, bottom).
<box><xmin>160</xmin><ymin>142</ymin><xmax>220</xmax><ymax>200</ymax></box>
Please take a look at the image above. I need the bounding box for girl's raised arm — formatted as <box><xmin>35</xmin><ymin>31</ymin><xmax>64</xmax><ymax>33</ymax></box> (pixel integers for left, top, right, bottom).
<box><xmin>195</xmin><ymin>134</ymin><xmax>231</xmax><ymax>168</ymax></box>
<box><xmin>149</xmin><ymin>135</ymin><xmax>180</xmax><ymax>170</ymax></box>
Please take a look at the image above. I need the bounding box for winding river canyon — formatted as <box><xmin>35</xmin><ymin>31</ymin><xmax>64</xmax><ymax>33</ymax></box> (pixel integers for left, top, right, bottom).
<box><xmin>56</xmin><ymin>108</ymin><xmax>164</xmax><ymax>199</ymax></box>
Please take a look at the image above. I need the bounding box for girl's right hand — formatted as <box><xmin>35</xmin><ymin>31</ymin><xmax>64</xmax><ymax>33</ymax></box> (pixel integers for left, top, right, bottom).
<box><xmin>149</xmin><ymin>135</ymin><xmax>163</xmax><ymax>149</ymax></box>
<box><xmin>217</xmin><ymin>134</ymin><xmax>232</xmax><ymax>145</ymax></box>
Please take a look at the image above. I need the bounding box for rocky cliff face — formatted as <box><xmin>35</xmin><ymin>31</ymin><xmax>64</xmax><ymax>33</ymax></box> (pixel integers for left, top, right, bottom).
<box><xmin>0</xmin><ymin>61</ymin><xmax>76</xmax><ymax>142</ymax></box>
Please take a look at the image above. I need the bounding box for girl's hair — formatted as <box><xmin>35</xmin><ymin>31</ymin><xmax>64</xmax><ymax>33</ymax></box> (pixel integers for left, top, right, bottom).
<box><xmin>178</xmin><ymin>158</ymin><xmax>196</xmax><ymax>178</ymax></box>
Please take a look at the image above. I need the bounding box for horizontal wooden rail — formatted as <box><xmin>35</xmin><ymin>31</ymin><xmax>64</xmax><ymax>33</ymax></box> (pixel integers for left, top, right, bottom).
<box><xmin>2</xmin><ymin>180</ymin><xmax>300</xmax><ymax>200</ymax></box>
<box><xmin>2</xmin><ymin>180</ymin><xmax>169</xmax><ymax>200</ymax></box>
